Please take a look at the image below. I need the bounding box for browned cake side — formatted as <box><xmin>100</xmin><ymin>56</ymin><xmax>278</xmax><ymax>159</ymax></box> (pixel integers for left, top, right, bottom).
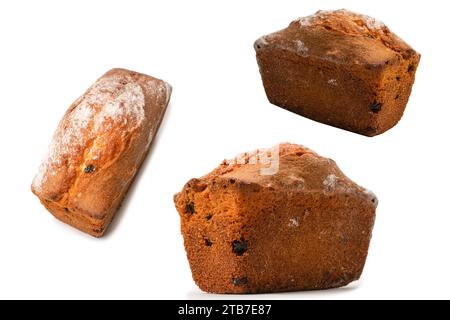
<box><xmin>174</xmin><ymin>143</ymin><xmax>377</xmax><ymax>293</ymax></box>
<box><xmin>254</xmin><ymin>9</ymin><xmax>420</xmax><ymax>136</ymax></box>
<box><xmin>32</xmin><ymin>68</ymin><xmax>171</xmax><ymax>237</ymax></box>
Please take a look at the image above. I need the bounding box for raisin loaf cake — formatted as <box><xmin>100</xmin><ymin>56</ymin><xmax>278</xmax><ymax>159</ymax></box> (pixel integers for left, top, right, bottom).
<box><xmin>254</xmin><ymin>9</ymin><xmax>420</xmax><ymax>136</ymax></box>
<box><xmin>32</xmin><ymin>68</ymin><xmax>171</xmax><ymax>237</ymax></box>
<box><xmin>174</xmin><ymin>143</ymin><xmax>377</xmax><ymax>293</ymax></box>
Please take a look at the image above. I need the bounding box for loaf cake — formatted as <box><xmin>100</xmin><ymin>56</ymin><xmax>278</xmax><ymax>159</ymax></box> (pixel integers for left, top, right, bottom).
<box><xmin>254</xmin><ymin>9</ymin><xmax>420</xmax><ymax>136</ymax></box>
<box><xmin>32</xmin><ymin>68</ymin><xmax>171</xmax><ymax>237</ymax></box>
<box><xmin>174</xmin><ymin>143</ymin><xmax>377</xmax><ymax>293</ymax></box>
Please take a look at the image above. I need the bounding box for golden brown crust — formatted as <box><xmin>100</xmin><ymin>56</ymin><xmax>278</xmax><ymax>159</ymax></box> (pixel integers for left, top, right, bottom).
<box><xmin>254</xmin><ymin>9</ymin><xmax>420</xmax><ymax>136</ymax></box>
<box><xmin>32</xmin><ymin>68</ymin><xmax>171</xmax><ymax>237</ymax></box>
<box><xmin>174</xmin><ymin>143</ymin><xmax>377</xmax><ymax>293</ymax></box>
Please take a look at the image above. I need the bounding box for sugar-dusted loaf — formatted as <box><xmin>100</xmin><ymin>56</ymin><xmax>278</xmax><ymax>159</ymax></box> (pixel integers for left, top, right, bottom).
<box><xmin>174</xmin><ymin>143</ymin><xmax>377</xmax><ymax>293</ymax></box>
<box><xmin>32</xmin><ymin>68</ymin><xmax>171</xmax><ymax>237</ymax></box>
<box><xmin>254</xmin><ymin>9</ymin><xmax>420</xmax><ymax>136</ymax></box>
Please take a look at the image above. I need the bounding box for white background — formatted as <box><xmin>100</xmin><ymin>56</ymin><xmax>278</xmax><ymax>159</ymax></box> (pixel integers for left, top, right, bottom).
<box><xmin>1</xmin><ymin>0</ymin><xmax>449</xmax><ymax>299</ymax></box>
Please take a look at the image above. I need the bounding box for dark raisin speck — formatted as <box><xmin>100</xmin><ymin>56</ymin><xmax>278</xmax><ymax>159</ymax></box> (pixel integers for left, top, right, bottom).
<box><xmin>185</xmin><ymin>202</ymin><xmax>195</xmax><ymax>215</ymax></box>
<box><xmin>84</xmin><ymin>164</ymin><xmax>95</xmax><ymax>173</ymax></box>
<box><xmin>204</xmin><ymin>239</ymin><xmax>213</xmax><ymax>246</ymax></box>
<box><xmin>232</xmin><ymin>277</ymin><xmax>248</xmax><ymax>286</ymax></box>
<box><xmin>370</xmin><ymin>102</ymin><xmax>382</xmax><ymax>113</ymax></box>
<box><xmin>407</xmin><ymin>64</ymin><xmax>415</xmax><ymax>73</ymax></box>
<box><xmin>93</xmin><ymin>228</ymin><xmax>104</xmax><ymax>234</ymax></box>
<box><xmin>206</xmin><ymin>213</ymin><xmax>213</xmax><ymax>221</ymax></box>
<box><xmin>396</xmin><ymin>76</ymin><xmax>401</xmax><ymax>81</ymax></box>
<box><xmin>232</xmin><ymin>239</ymin><xmax>248</xmax><ymax>255</ymax></box>
<box><xmin>229</xmin><ymin>179</ymin><xmax>236</xmax><ymax>184</ymax></box>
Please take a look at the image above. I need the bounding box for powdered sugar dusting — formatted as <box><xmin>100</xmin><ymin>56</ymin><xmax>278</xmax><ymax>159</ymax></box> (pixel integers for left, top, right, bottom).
<box><xmin>295</xmin><ymin>40</ymin><xmax>309</xmax><ymax>55</ymax></box>
<box><xmin>328</xmin><ymin>79</ymin><xmax>338</xmax><ymax>86</ymax></box>
<box><xmin>225</xmin><ymin>144</ymin><xmax>281</xmax><ymax>176</ymax></box>
<box><xmin>164</xmin><ymin>82</ymin><xmax>172</xmax><ymax>105</ymax></box>
<box><xmin>297</xmin><ymin>9</ymin><xmax>385</xmax><ymax>31</ymax></box>
<box><xmin>254</xmin><ymin>36</ymin><xmax>269</xmax><ymax>50</ymax></box>
<box><xmin>296</xmin><ymin>14</ymin><xmax>314</xmax><ymax>27</ymax></box>
<box><xmin>363</xmin><ymin>188</ymin><xmax>379</xmax><ymax>207</ymax></box>
<box><xmin>323</xmin><ymin>174</ymin><xmax>338</xmax><ymax>190</ymax></box>
<box><xmin>32</xmin><ymin>75</ymin><xmax>146</xmax><ymax>191</ymax></box>
<box><xmin>94</xmin><ymin>82</ymin><xmax>145</xmax><ymax>131</ymax></box>
<box><xmin>288</xmin><ymin>217</ymin><xmax>300</xmax><ymax>227</ymax></box>
<box><xmin>296</xmin><ymin>9</ymin><xmax>335</xmax><ymax>26</ymax></box>
<box><xmin>361</xmin><ymin>14</ymin><xmax>385</xmax><ymax>30</ymax></box>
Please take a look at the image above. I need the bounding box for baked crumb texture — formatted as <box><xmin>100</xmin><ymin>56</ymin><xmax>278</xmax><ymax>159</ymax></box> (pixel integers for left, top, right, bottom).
<box><xmin>174</xmin><ymin>143</ymin><xmax>377</xmax><ymax>293</ymax></box>
<box><xmin>254</xmin><ymin>9</ymin><xmax>420</xmax><ymax>136</ymax></box>
<box><xmin>32</xmin><ymin>68</ymin><xmax>171</xmax><ymax>237</ymax></box>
